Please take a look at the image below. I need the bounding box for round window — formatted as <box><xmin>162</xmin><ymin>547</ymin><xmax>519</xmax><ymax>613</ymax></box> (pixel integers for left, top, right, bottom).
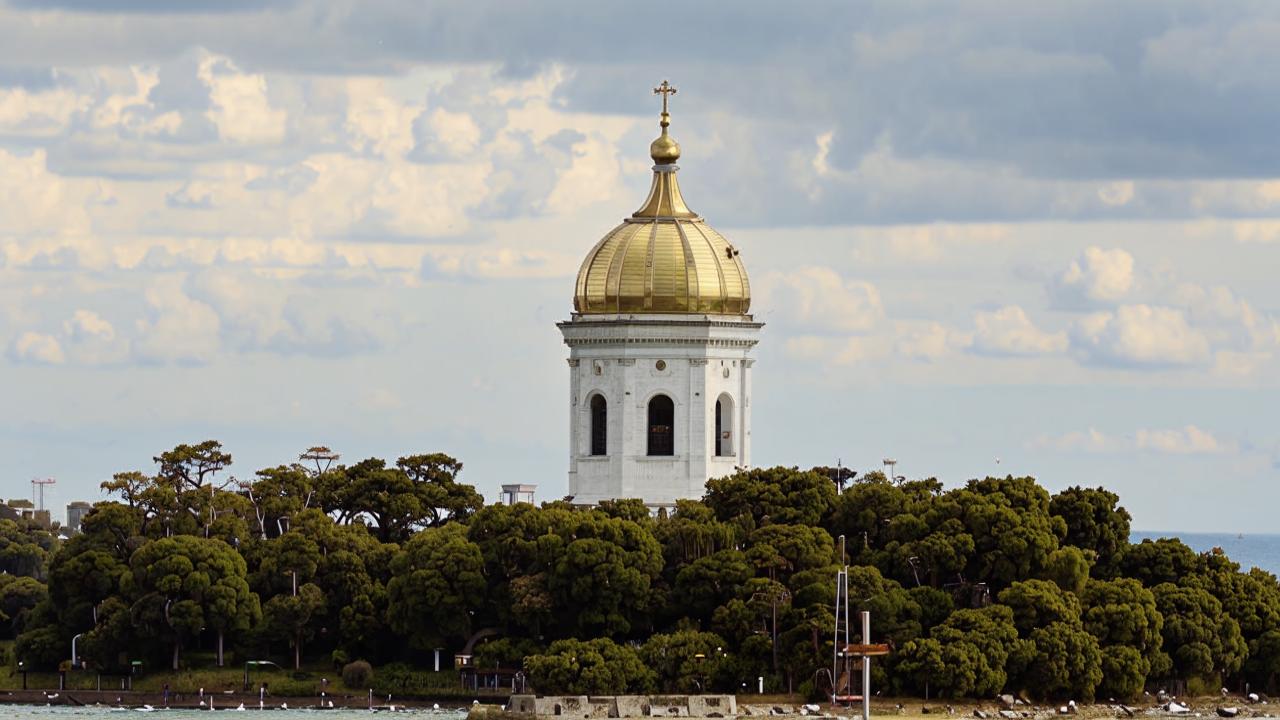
<box><xmin>655</xmin><ymin>360</ymin><xmax>667</xmax><ymax>371</ymax></box>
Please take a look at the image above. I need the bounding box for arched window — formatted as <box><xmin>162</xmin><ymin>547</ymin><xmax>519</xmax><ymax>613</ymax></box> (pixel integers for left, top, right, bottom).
<box><xmin>715</xmin><ymin>394</ymin><xmax>735</xmax><ymax>457</ymax></box>
<box><xmin>647</xmin><ymin>395</ymin><xmax>675</xmax><ymax>456</ymax></box>
<box><xmin>590</xmin><ymin>394</ymin><xmax>607</xmax><ymax>456</ymax></box>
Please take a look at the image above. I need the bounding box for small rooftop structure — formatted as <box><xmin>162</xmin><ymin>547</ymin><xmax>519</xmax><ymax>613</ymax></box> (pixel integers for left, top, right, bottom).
<box><xmin>500</xmin><ymin>484</ymin><xmax>537</xmax><ymax>506</ymax></box>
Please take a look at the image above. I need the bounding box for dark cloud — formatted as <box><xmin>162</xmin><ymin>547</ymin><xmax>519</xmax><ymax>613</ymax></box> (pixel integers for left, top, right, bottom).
<box><xmin>5</xmin><ymin>0</ymin><xmax>1280</xmax><ymax>225</ymax></box>
<box><xmin>0</xmin><ymin>64</ymin><xmax>55</xmax><ymax>88</ymax></box>
<box><xmin>6</xmin><ymin>0</ymin><xmax>294</xmax><ymax>13</ymax></box>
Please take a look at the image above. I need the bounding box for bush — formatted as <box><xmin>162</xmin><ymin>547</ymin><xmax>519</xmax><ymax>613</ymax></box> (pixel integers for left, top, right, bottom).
<box><xmin>525</xmin><ymin>638</ymin><xmax>656</xmax><ymax>695</ymax></box>
<box><xmin>342</xmin><ymin>660</ymin><xmax>373</xmax><ymax>689</ymax></box>
<box><xmin>370</xmin><ymin>663</ymin><xmax>456</xmax><ymax>696</ymax></box>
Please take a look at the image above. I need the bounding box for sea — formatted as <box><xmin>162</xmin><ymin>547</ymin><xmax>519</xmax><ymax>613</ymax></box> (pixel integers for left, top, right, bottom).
<box><xmin>1131</xmin><ymin>531</ymin><xmax>1280</xmax><ymax>576</ymax></box>
<box><xmin>0</xmin><ymin>708</ymin><xmax>468</xmax><ymax>719</ymax></box>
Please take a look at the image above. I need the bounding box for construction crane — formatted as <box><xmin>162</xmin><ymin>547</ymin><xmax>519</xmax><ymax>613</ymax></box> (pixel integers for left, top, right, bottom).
<box><xmin>31</xmin><ymin>477</ymin><xmax>55</xmax><ymax>511</ymax></box>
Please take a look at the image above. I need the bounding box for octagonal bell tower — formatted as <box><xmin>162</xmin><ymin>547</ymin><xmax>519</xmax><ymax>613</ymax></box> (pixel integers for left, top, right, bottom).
<box><xmin>558</xmin><ymin>81</ymin><xmax>762</xmax><ymax>509</ymax></box>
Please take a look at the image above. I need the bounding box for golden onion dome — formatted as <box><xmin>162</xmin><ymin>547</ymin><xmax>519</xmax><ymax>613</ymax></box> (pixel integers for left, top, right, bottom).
<box><xmin>573</xmin><ymin>82</ymin><xmax>750</xmax><ymax>315</ymax></box>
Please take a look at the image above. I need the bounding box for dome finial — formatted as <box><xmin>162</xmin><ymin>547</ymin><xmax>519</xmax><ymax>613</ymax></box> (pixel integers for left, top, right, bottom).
<box><xmin>650</xmin><ymin>80</ymin><xmax>681</xmax><ymax>164</ymax></box>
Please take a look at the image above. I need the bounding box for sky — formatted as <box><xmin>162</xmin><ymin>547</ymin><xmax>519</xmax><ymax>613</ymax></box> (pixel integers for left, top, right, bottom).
<box><xmin>1</xmin><ymin>1</ymin><xmax>1278</xmax><ymax>533</ymax></box>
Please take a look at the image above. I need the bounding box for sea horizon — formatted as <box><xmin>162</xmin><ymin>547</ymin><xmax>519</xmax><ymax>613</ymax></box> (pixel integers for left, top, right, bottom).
<box><xmin>1131</xmin><ymin>530</ymin><xmax>1280</xmax><ymax>576</ymax></box>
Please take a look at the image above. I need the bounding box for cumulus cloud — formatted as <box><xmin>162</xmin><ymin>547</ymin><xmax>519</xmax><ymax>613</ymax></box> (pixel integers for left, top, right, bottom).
<box><xmin>971</xmin><ymin>306</ymin><xmax>1067</xmax><ymax>357</ymax></box>
<box><xmin>420</xmin><ymin>247</ymin><xmax>566</xmax><ymax>281</ymax></box>
<box><xmin>895</xmin><ymin>322</ymin><xmax>971</xmax><ymax>362</ymax></box>
<box><xmin>1173</xmin><ymin>283</ymin><xmax>1280</xmax><ymax>354</ymax></box>
<box><xmin>0</xmin><ymin>85</ymin><xmax>88</xmax><ymax>137</ymax></box>
<box><xmin>1050</xmin><ymin>246</ymin><xmax>1135</xmax><ymax>308</ymax></box>
<box><xmin>185</xmin><ymin>269</ymin><xmax>397</xmax><ymax>356</ymax></box>
<box><xmin>132</xmin><ymin>276</ymin><xmax>222</xmax><ymax>364</ymax></box>
<box><xmin>62</xmin><ymin>309</ymin><xmax>130</xmax><ymax>364</ymax></box>
<box><xmin>756</xmin><ymin>267</ymin><xmax>883</xmax><ymax>335</ymax></box>
<box><xmin>1031</xmin><ymin>425</ymin><xmax>1236</xmax><ymax>455</ymax></box>
<box><xmin>7</xmin><ymin>331</ymin><xmax>65</xmax><ymax>365</ymax></box>
<box><xmin>1070</xmin><ymin>304</ymin><xmax>1211</xmax><ymax>368</ymax></box>
<box><xmin>197</xmin><ymin>54</ymin><xmax>286</xmax><ymax>144</ymax></box>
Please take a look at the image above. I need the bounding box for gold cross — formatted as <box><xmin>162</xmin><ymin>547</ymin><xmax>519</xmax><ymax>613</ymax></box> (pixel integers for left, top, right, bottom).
<box><xmin>653</xmin><ymin>80</ymin><xmax>677</xmax><ymax>114</ymax></box>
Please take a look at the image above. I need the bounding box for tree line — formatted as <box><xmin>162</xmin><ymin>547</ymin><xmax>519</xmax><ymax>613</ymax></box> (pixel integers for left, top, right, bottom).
<box><xmin>5</xmin><ymin>442</ymin><xmax>1280</xmax><ymax>702</ymax></box>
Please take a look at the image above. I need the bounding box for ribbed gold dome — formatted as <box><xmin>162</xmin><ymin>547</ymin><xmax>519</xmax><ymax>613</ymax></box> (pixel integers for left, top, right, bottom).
<box><xmin>573</xmin><ymin>84</ymin><xmax>750</xmax><ymax>315</ymax></box>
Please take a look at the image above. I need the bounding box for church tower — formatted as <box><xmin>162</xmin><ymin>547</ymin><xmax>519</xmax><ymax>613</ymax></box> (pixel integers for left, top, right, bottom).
<box><xmin>559</xmin><ymin>81</ymin><xmax>762</xmax><ymax>509</ymax></box>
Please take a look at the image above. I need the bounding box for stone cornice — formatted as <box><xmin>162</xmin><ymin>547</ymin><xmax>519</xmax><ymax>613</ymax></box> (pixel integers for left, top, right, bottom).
<box><xmin>562</xmin><ymin>336</ymin><xmax>760</xmax><ymax>349</ymax></box>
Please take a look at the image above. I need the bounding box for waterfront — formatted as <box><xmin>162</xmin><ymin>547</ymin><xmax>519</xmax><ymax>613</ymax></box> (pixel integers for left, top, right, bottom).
<box><xmin>0</xmin><ymin>707</ymin><xmax>469</xmax><ymax>719</ymax></box>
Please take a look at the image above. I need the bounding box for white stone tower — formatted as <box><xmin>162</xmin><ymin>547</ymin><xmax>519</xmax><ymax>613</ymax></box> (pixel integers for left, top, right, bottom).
<box><xmin>558</xmin><ymin>81</ymin><xmax>762</xmax><ymax>509</ymax></box>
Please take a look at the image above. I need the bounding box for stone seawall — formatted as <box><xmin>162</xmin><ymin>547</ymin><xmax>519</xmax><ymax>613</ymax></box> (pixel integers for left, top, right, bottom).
<box><xmin>507</xmin><ymin>694</ymin><xmax>738</xmax><ymax>718</ymax></box>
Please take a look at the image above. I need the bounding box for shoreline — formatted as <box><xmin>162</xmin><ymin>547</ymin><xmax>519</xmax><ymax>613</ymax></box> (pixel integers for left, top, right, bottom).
<box><xmin>0</xmin><ymin>691</ymin><xmax>1271</xmax><ymax>718</ymax></box>
<box><xmin>0</xmin><ymin>688</ymin><xmax>464</xmax><ymax>710</ymax></box>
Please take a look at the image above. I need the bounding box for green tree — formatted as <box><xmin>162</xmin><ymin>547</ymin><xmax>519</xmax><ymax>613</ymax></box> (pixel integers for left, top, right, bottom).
<box><xmin>997</xmin><ymin>579</ymin><xmax>1082</xmax><ymax>636</ymax></box>
<box><xmin>387</xmin><ymin>523</ymin><xmax>485</xmax><ymax>650</ymax></box>
<box><xmin>0</xmin><ymin>518</ymin><xmax>58</xmax><ymax>579</ymax></box>
<box><xmin>1099</xmin><ymin>645</ymin><xmax>1149</xmax><ymax>701</ymax></box>
<box><xmin>745</xmin><ymin>524</ymin><xmax>834</xmax><ymax>584</ymax></box>
<box><xmin>1049</xmin><ymin>486</ymin><xmax>1131</xmax><ymax>578</ymax></box>
<box><xmin>949</xmin><ymin>476</ymin><xmax>1065</xmax><ymax>590</ymax></box>
<box><xmin>525</xmin><ymin>638</ymin><xmax>656</xmax><ymax>695</ymax></box>
<box><xmin>0</xmin><ymin>576</ymin><xmax>47</xmax><ymax>638</ymax></box>
<box><xmin>321</xmin><ymin>454</ymin><xmax>482</xmax><ymax>543</ymax></box>
<box><xmin>1150</xmin><ymin>582</ymin><xmax>1246</xmax><ymax>684</ymax></box>
<box><xmin>673</xmin><ymin>549</ymin><xmax>754</xmax><ymax>624</ymax></box>
<box><xmin>1119</xmin><ymin>538</ymin><xmax>1198</xmax><ymax>588</ymax></box>
<box><xmin>262</xmin><ymin>583</ymin><xmax>326</xmax><ymax>670</ymax></box>
<box><xmin>1081</xmin><ymin>578</ymin><xmax>1166</xmax><ymax>697</ymax></box>
<box><xmin>125</xmin><ymin>535</ymin><xmax>258</xmax><ymax>669</ymax></box>
<box><xmin>930</xmin><ymin>605</ymin><xmax>1020</xmax><ymax>696</ymax></box>
<box><xmin>542</xmin><ymin>510</ymin><xmax>664</xmax><ymax>637</ymax></box>
<box><xmin>641</xmin><ymin>630</ymin><xmax>729</xmax><ymax>692</ymax></box>
<box><xmin>1021</xmin><ymin>621</ymin><xmax>1103</xmax><ymax>700</ymax></box>
<box><xmin>1244</xmin><ymin>629</ymin><xmax>1280</xmax><ymax>693</ymax></box>
<box><xmin>1041</xmin><ymin>546</ymin><xmax>1092</xmax><ymax>594</ymax></box>
<box><xmin>242</xmin><ymin>465</ymin><xmax>315</xmax><ymax>539</ymax></box>
<box><xmin>895</xmin><ymin>637</ymin><xmax>983</xmax><ymax>698</ymax></box>
<box><xmin>705</xmin><ymin>466</ymin><xmax>836</xmax><ymax>527</ymax></box>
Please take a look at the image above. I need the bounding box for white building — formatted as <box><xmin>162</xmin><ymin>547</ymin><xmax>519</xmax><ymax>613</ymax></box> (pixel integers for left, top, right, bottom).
<box><xmin>500</xmin><ymin>484</ymin><xmax>537</xmax><ymax>506</ymax></box>
<box><xmin>559</xmin><ymin>83</ymin><xmax>762</xmax><ymax>509</ymax></box>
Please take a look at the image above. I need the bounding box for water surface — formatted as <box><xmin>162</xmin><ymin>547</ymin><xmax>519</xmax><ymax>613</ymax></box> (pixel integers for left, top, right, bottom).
<box><xmin>0</xmin><ymin>707</ymin><xmax>468</xmax><ymax>719</ymax></box>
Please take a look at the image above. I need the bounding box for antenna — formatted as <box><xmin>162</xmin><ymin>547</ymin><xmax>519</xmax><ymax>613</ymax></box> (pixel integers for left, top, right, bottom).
<box><xmin>31</xmin><ymin>477</ymin><xmax>55</xmax><ymax>511</ymax></box>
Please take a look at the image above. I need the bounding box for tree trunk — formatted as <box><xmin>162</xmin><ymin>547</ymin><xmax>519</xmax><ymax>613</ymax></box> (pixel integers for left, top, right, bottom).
<box><xmin>294</xmin><ymin>631</ymin><xmax>301</xmax><ymax>670</ymax></box>
<box><xmin>217</xmin><ymin>630</ymin><xmax>224</xmax><ymax>667</ymax></box>
<box><xmin>172</xmin><ymin>640</ymin><xmax>180</xmax><ymax>671</ymax></box>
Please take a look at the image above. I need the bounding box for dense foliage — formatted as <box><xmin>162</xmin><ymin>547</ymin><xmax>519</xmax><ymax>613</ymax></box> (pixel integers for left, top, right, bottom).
<box><xmin>14</xmin><ymin>442</ymin><xmax>1280</xmax><ymax>702</ymax></box>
